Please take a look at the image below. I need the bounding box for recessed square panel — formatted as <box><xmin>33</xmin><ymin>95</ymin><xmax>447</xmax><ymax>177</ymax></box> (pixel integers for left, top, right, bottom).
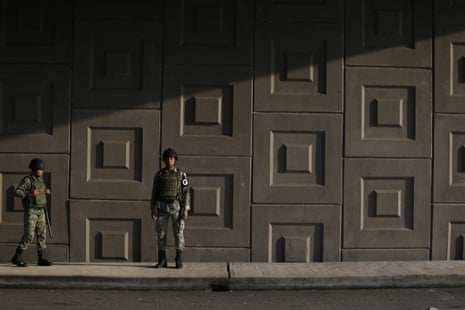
<box><xmin>165</xmin><ymin>0</ymin><xmax>252</xmax><ymax>64</ymax></box>
<box><xmin>433</xmin><ymin>115</ymin><xmax>465</xmax><ymax>202</ymax></box>
<box><xmin>432</xmin><ymin>204</ymin><xmax>465</xmax><ymax>260</ymax></box>
<box><xmin>0</xmin><ymin>0</ymin><xmax>72</xmax><ymax>63</ymax></box>
<box><xmin>272</xmin><ymin>132</ymin><xmax>323</xmax><ymax>186</ymax></box>
<box><xmin>0</xmin><ymin>65</ymin><xmax>70</xmax><ymax>153</ymax></box>
<box><xmin>346</xmin><ymin>0</ymin><xmax>432</xmax><ymax>67</ymax></box>
<box><xmin>345</xmin><ymin>67</ymin><xmax>431</xmax><ymax>157</ymax></box>
<box><xmin>253</xmin><ymin>113</ymin><xmax>342</xmax><ymax>204</ymax></box>
<box><xmin>344</xmin><ymin>159</ymin><xmax>431</xmax><ymax>248</ymax></box>
<box><xmin>252</xmin><ymin>205</ymin><xmax>341</xmax><ymax>262</ymax></box>
<box><xmin>255</xmin><ymin>23</ymin><xmax>342</xmax><ymax>112</ymax></box>
<box><xmin>182</xmin><ymin>85</ymin><xmax>231</xmax><ymax>135</ymax></box>
<box><xmin>70</xmin><ymin>200</ymin><xmax>152</xmax><ymax>262</ymax></box>
<box><xmin>255</xmin><ymin>0</ymin><xmax>342</xmax><ymax>22</ymax></box>
<box><xmin>178</xmin><ymin>156</ymin><xmax>250</xmax><ymax>247</ymax></box>
<box><xmin>363</xmin><ymin>179</ymin><xmax>412</xmax><ymax>230</ymax></box>
<box><xmin>163</xmin><ymin>66</ymin><xmax>251</xmax><ymax>156</ymax></box>
<box><xmin>90</xmin><ymin>129</ymin><xmax>139</xmax><ymax>181</ymax></box>
<box><xmin>365</xmin><ymin>4</ymin><xmax>412</xmax><ymax>49</ymax></box>
<box><xmin>435</xmin><ymin>27</ymin><xmax>465</xmax><ymax>113</ymax></box>
<box><xmin>73</xmin><ymin>20</ymin><xmax>161</xmax><ymax>108</ymax></box>
<box><xmin>190</xmin><ymin>176</ymin><xmax>230</xmax><ymax>226</ymax></box>
<box><xmin>71</xmin><ymin>110</ymin><xmax>159</xmax><ymax>200</ymax></box>
<box><xmin>0</xmin><ymin>154</ymin><xmax>69</xmax><ymax>244</ymax></box>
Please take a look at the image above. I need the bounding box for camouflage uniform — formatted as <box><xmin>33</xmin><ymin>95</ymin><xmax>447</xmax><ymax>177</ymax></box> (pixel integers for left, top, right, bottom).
<box><xmin>11</xmin><ymin>158</ymin><xmax>52</xmax><ymax>267</ymax></box>
<box><xmin>151</xmin><ymin>168</ymin><xmax>191</xmax><ymax>252</ymax></box>
<box><xmin>15</xmin><ymin>175</ymin><xmax>48</xmax><ymax>252</ymax></box>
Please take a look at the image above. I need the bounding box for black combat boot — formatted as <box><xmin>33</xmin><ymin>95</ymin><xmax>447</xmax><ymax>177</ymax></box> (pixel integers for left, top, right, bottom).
<box><xmin>37</xmin><ymin>250</ymin><xmax>52</xmax><ymax>266</ymax></box>
<box><xmin>175</xmin><ymin>250</ymin><xmax>183</xmax><ymax>269</ymax></box>
<box><xmin>154</xmin><ymin>250</ymin><xmax>167</xmax><ymax>268</ymax></box>
<box><xmin>11</xmin><ymin>248</ymin><xmax>27</xmax><ymax>267</ymax></box>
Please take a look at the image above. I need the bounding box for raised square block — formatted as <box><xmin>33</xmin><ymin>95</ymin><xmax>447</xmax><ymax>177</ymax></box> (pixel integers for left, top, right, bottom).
<box><xmin>252</xmin><ymin>205</ymin><xmax>341</xmax><ymax>262</ymax></box>
<box><xmin>375</xmin><ymin>190</ymin><xmax>401</xmax><ymax>217</ymax></box>
<box><xmin>192</xmin><ymin>187</ymin><xmax>220</xmax><ymax>216</ymax></box>
<box><xmin>253</xmin><ymin>113</ymin><xmax>342</xmax><ymax>204</ymax></box>
<box><xmin>346</xmin><ymin>0</ymin><xmax>432</xmax><ymax>67</ymax></box>
<box><xmin>285</xmin><ymin>144</ymin><xmax>311</xmax><ymax>173</ymax></box>
<box><xmin>0</xmin><ymin>65</ymin><xmax>70</xmax><ymax>153</ymax></box>
<box><xmin>345</xmin><ymin>67</ymin><xmax>431</xmax><ymax>157</ymax></box>
<box><xmin>163</xmin><ymin>66</ymin><xmax>251</xmax><ymax>156</ymax></box>
<box><xmin>70</xmin><ymin>200</ymin><xmax>152</xmax><ymax>262</ymax></box>
<box><xmin>432</xmin><ymin>204</ymin><xmax>465</xmax><ymax>260</ymax></box>
<box><xmin>73</xmin><ymin>20</ymin><xmax>161</xmax><ymax>108</ymax></box>
<box><xmin>0</xmin><ymin>0</ymin><xmax>72</xmax><ymax>63</ymax></box>
<box><xmin>165</xmin><ymin>0</ymin><xmax>252</xmax><ymax>64</ymax></box>
<box><xmin>195</xmin><ymin>98</ymin><xmax>221</xmax><ymax>124</ymax></box>
<box><xmin>344</xmin><ymin>159</ymin><xmax>431</xmax><ymax>248</ymax></box>
<box><xmin>434</xmin><ymin>115</ymin><xmax>465</xmax><ymax>202</ymax></box>
<box><xmin>284</xmin><ymin>236</ymin><xmax>311</xmax><ymax>263</ymax></box>
<box><xmin>100</xmin><ymin>231</ymin><xmax>129</xmax><ymax>260</ymax></box>
<box><xmin>286</xmin><ymin>53</ymin><xmax>313</xmax><ymax>81</ymax></box>
<box><xmin>71</xmin><ymin>110</ymin><xmax>159</xmax><ymax>200</ymax></box>
<box><xmin>101</xmin><ymin>141</ymin><xmax>129</xmax><ymax>169</ymax></box>
<box><xmin>376</xmin><ymin>99</ymin><xmax>403</xmax><ymax>127</ymax></box>
<box><xmin>255</xmin><ymin>22</ymin><xmax>342</xmax><ymax>112</ymax></box>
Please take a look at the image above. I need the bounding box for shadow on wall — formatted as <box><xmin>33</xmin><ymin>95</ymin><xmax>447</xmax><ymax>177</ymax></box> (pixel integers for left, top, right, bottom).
<box><xmin>0</xmin><ymin>0</ymin><xmax>462</xmax><ymax>148</ymax></box>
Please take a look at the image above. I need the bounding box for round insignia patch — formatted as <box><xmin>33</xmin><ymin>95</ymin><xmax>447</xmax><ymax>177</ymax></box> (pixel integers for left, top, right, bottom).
<box><xmin>182</xmin><ymin>179</ymin><xmax>188</xmax><ymax>186</ymax></box>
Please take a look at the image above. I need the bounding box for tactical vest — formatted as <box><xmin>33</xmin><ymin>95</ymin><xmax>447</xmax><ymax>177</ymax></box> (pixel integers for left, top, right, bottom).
<box><xmin>159</xmin><ymin>169</ymin><xmax>181</xmax><ymax>200</ymax></box>
<box><xmin>28</xmin><ymin>176</ymin><xmax>47</xmax><ymax>207</ymax></box>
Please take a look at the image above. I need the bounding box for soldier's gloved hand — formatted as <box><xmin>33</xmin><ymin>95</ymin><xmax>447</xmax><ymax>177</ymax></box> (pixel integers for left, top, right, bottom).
<box><xmin>151</xmin><ymin>209</ymin><xmax>158</xmax><ymax>221</ymax></box>
<box><xmin>45</xmin><ymin>188</ymin><xmax>51</xmax><ymax>195</ymax></box>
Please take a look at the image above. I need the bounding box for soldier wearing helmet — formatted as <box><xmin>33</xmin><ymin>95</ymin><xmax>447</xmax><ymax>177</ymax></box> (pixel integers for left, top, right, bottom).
<box><xmin>11</xmin><ymin>158</ymin><xmax>52</xmax><ymax>267</ymax></box>
<box><xmin>150</xmin><ymin>148</ymin><xmax>191</xmax><ymax>269</ymax></box>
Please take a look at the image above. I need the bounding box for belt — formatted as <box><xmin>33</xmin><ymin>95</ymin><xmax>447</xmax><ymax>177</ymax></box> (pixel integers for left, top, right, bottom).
<box><xmin>160</xmin><ymin>198</ymin><xmax>176</xmax><ymax>203</ymax></box>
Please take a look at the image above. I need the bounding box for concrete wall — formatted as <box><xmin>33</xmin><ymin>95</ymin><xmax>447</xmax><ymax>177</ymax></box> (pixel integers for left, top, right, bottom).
<box><xmin>0</xmin><ymin>0</ymin><xmax>463</xmax><ymax>262</ymax></box>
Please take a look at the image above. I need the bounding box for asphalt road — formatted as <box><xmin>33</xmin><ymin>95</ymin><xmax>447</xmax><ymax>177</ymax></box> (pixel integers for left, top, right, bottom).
<box><xmin>1</xmin><ymin>287</ymin><xmax>465</xmax><ymax>310</ymax></box>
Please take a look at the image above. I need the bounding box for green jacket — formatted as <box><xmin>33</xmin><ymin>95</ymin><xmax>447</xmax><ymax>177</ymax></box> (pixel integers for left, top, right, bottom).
<box><xmin>15</xmin><ymin>175</ymin><xmax>47</xmax><ymax>208</ymax></box>
<box><xmin>151</xmin><ymin>168</ymin><xmax>191</xmax><ymax>211</ymax></box>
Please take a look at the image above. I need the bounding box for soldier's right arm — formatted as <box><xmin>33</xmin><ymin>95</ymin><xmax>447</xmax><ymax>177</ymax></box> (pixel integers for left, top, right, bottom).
<box><xmin>15</xmin><ymin>177</ymin><xmax>32</xmax><ymax>199</ymax></box>
<box><xmin>150</xmin><ymin>172</ymin><xmax>160</xmax><ymax>210</ymax></box>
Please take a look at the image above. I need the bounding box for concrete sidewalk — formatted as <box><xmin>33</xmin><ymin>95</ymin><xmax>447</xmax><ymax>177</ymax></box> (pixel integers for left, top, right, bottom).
<box><xmin>1</xmin><ymin>261</ymin><xmax>465</xmax><ymax>291</ymax></box>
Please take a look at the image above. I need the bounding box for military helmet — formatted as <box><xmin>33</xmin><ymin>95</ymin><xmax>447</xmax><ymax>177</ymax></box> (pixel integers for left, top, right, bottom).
<box><xmin>29</xmin><ymin>158</ymin><xmax>45</xmax><ymax>171</ymax></box>
<box><xmin>162</xmin><ymin>148</ymin><xmax>178</xmax><ymax>161</ymax></box>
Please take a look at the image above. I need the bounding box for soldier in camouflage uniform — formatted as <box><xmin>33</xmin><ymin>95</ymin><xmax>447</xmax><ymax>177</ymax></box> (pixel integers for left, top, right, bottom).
<box><xmin>11</xmin><ymin>158</ymin><xmax>52</xmax><ymax>267</ymax></box>
<box><xmin>151</xmin><ymin>148</ymin><xmax>190</xmax><ymax>269</ymax></box>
